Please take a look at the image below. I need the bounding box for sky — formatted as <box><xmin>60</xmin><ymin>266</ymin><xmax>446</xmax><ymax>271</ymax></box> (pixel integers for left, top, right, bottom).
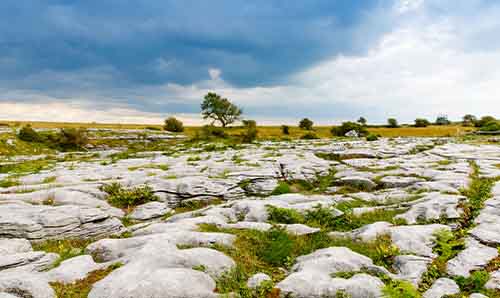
<box><xmin>1</xmin><ymin>0</ymin><xmax>500</xmax><ymax>125</ymax></box>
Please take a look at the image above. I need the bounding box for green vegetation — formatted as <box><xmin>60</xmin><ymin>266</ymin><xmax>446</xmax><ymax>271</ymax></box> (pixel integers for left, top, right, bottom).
<box><xmin>382</xmin><ymin>279</ymin><xmax>420</xmax><ymax>298</ymax></box>
<box><xmin>199</xmin><ymin>224</ymin><xmax>400</xmax><ymax>279</ymax></box>
<box><xmin>366</xmin><ymin>133</ymin><xmax>379</xmax><ymax>141</ymax></box>
<box><xmin>32</xmin><ymin>239</ymin><xmax>95</xmax><ymax>268</ymax></box>
<box><xmin>298</xmin><ymin>118</ymin><xmax>314</xmax><ymax>130</ymax></box>
<box><xmin>16</xmin><ymin>125</ymin><xmax>89</xmax><ymax>151</ymax></box>
<box><xmin>387</xmin><ymin>118</ymin><xmax>399</xmax><ymax>128</ymax></box>
<box><xmin>201</xmin><ymin>92</ymin><xmax>242</xmax><ymax>127</ymax></box>
<box><xmin>331</xmin><ymin>121</ymin><xmax>368</xmax><ymax>137</ymax></box>
<box><xmin>100</xmin><ymin>183</ymin><xmax>159</xmax><ymax>210</ymax></box>
<box><xmin>266</xmin><ymin>205</ymin><xmax>406</xmax><ymax>232</ymax></box>
<box><xmin>414</xmin><ymin>118</ymin><xmax>430</xmax><ymax>128</ymax></box>
<box><xmin>50</xmin><ymin>263</ymin><xmax>123</xmax><ymax>298</ymax></box>
<box><xmin>164</xmin><ymin>116</ymin><xmax>184</xmax><ymax>132</ymax></box>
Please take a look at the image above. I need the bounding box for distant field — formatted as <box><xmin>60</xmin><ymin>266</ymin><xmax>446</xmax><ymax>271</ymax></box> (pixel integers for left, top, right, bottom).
<box><xmin>0</xmin><ymin>121</ymin><xmax>476</xmax><ymax>138</ymax></box>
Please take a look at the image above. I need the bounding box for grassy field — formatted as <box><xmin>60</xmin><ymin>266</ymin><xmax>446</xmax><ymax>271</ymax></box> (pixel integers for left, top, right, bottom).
<box><xmin>0</xmin><ymin>120</ymin><xmax>476</xmax><ymax>138</ymax></box>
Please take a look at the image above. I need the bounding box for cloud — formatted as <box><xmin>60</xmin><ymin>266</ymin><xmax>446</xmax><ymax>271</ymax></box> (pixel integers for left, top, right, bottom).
<box><xmin>1</xmin><ymin>0</ymin><xmax>500</xmax><ymax>124</ymax></box>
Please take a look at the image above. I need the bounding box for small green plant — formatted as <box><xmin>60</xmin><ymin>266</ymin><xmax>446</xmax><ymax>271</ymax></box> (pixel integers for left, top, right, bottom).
<box><xmin>267</xmin><ymin>206</ymin><xmax>304</xmax><ymax>224</ymax></box>
<box><xmin>382</xmin><ymin>279</ymin><xmax>420</xmax><ymax>298</ymax></box>
<box><xmin>454</xmin><ymin>270</ymin><xmax>489</xmax><ymax>294</ymax></box>
<box><xmin>270</xmin><ymin>182</ymin><xmax>292</xmax><ymax>195</ymax></box>
<box><xmin>366</xmin><ymin>133</ymin><xmax>379</xmax><ymax>141</ymax></box>
<box><xmin>100</xmin><ymin>183</ymin><xmax>159</xmax><ymax>209</ymax></box>
<box><xmin>32</xmin><ymin>239</ymin><xmax>94</xmax><ymax>268</ymax></box>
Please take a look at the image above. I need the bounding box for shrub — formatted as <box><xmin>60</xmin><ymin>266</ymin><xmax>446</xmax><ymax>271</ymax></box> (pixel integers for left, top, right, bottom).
<box><xmin>387</xmin><ymin>118</ymin><xmax>399</xmax><ymax>128</ymax></box>
<box><xmin>475</xmin><ymin>116</ymin><xmax>496</xmax><ymax>128</ymax></box>
<box><xmin>241</xmin><ymin>120</ymin><xmax>258</xmax><ymax>143</ymax></box>
<box><xmin>414</xmin><ymin>118</ymin><xmax>430</xmax><ymax>127</ymax></box>
<box><xmin>100</xmin><ymin>183</ymin><xmax>159</xmax><ymax>209</ymax></box>
<box><xmin>194</xmin><ymin>125</ymin><xmax>227</xmax><ymax>140</ymax></box>
<box><xmin>462</xmin><ymin>114</ymin><xmax>477</xmax><ymax>126</ymax></box>
<box><xmin>300</xmin><ymin>132</ymin><xmax>319</xmax><ymax>139</ymax></box>
<box><xmin>267</xmin><ymin>206</ymin><xmax>304</xmax><ymax>224</ymax></box>
<box><xmin>18</xmin><ymin>125</ymin><xmax>42</xmax><ymax>142</ymax></box>
<box><xmin>366</xmin><ymin>133</ymin><xmax>379</xmax><ymax>141</ymax></box>
<box><xmin>271</xmin><ymin>182</ymin><xmax>292</xmax><ymax>195</ymax></box>
<box><xmin>299</xmin><ymin>118</ymin><xmax>313</xmax><ymax>130</ymax></box>
<box><xmin>50</xmin><ymin>128</ymin><xmax>88</xmax><ymax>150</ymax></box>
<box><xmin>357</xmin><ymin>117</ymin><xmax>367</xmax><ymax>126</ymax></box>
<box><xmin>479</xmin><ymin>121</ymin><xmax>500</xmax><ymax>132</ymax></box>
<box><xmin>331</xmin><ymin>122</ymin><xmax>368</xmax><ymax>137</ymax></box>
<box><xmin>455</xmin><ymin>270</ymin><xmax>489</xmax><ymax>293</ymax></box>
<box><xmin>281</xmin><ymin>125</ymin><xmax>290</xmax><ymax>135</ymax></box>
<box><xmin>435</xmin><ymin>115</ymin><xmax>451</xmax><ymax>125</ymax></box>
<box><xmin>164</xmin><ymin>117</ymin><xmax>184</xmax><ymax>132</ymax></box>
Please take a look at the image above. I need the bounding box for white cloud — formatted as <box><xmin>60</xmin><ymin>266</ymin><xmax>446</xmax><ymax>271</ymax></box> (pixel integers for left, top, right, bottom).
<box><xmin>208</xmin><ymin>68</ymin><xmax>222</xmax><ymax>81</ymax></box>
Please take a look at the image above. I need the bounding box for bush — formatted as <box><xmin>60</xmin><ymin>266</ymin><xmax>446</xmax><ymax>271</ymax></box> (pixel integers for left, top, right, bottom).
<box><xmin>479</xmin><ymin>121</ymin><xmax>500</xmax><ymax>132</ymax></box>
<box><xmin>100</xmin><ymin>183</ymin><xmax>159</xmax><ymax>209</ymax></box>
<box><xmin>164</xmin><ymin>117</ymin><xmax>184</xmax><ymax>132</ymax></box>
<box><xmin>281</xmin><ymin>125</ymin><xmax>290</xmax><ymax>135</ymax></box>
<box><xmin>366</xmin><ymin>133</ymin><xmax>378</xmax><ymax>141</ymax></box>
<box><xmin>301</xmin><ymin>132</ymin><xmax>319</xmax><ymax>139</ymax></box>
<box><xmin>455</xmin><ymin>270</ymin><xmax>489</xmax><ymax>293</ymax></box>
<box><xmin>18</xmin><ymin>125</ymin><xmax>42</xmax><ymax>142</ymax></box>
<box><xmin>475</xmin><ymin>116</ymin><xmax>496</xmax><ymax>128</ymax></box>
<box><xmin>387</xmin><ymin>118</ymin><xmax>399</xmax><ymax>128</ymax></box>
<box><xmin>435</xmin><ymin>115</ymin><xmax>450</xmax><ymax>125</ymax></box>
<box><xmin>299</xmin><ymin>118</ymin><xmax>313</xmax><ymax>130</ymax></box>
<box><xmin>50</xmin><ymin>128</ymin><xmax>88</xmax><ymax>150</ymax></box>
<box><xmin>241</xmin><ymin>120</ymin><xmax>258</xmax><ymax>143</ymax></box>
<box><xmin>331</xmin><ymin>122</ymin><xmax>368</xmax><ymax>137</ymax></box>
<box><xmin>267</xmin><ymin>206</ymin><xmax>304</xmax><ymax>224</ymax></box>
<box><xmin>194</xmin><ymin>125</ymin><xmax>227</xmax><ymax>140</ymax></box>
<box><xmin>414</xmin><ymin>118</ymin><xmax>430</xmax><ymax>127</ymax></box>
<box><xmin>271</xmin><ymin>182</ymin><xmax>291</xmax><ymax>195</ymax></box>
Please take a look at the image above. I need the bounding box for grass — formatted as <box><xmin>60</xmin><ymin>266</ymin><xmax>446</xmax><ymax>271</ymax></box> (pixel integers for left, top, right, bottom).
<box><xmin>199</xmin><ymin>224</ymin><xmax>400</xmax><ymax>277</ymax></box>
<box><xmin>1</xmin><ymin>121</ymin><xmax>476</xmax><ymax>139</ymax></box>
<box><xmin>0</xmin><ymin>159</ymin><xmax>54</xmax><ymax>175</ymax></box>
<box><xmin>127</xmin><ymin>163</ymin><xmax>169</xmax><ymax>171</ymax></box>
<box><xmin>32</xmin><ymin>239</ymin><xmax>95</xmax><ymax>268</ymax></box>
<box><xmin>50</xmin><ymin>263</ymin><xmax>123</xmax><ymax>298</ymax></box>
<box><xmin>266</xmin><ymin>204</ymin><xmax>406</xmax><ymax>232</ymax></box>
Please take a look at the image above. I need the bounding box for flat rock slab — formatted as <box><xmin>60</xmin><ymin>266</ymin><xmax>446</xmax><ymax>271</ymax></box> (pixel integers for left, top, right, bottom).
<box><xmin>0</xmin><ymin>203</ymin><xmax>124</xmax><ymax>240</ymax></box>
<box><xmin>447</xmin><ymin>238</ymin><xmax>498</xmax><ymax>277</ymax></box>
<box><xmin>277</xmin><ymin>247</ymin><xmax>388</xmax><ymax>298</ymax></box>
<box><xmin>395</xmin><ymin>193</ymin><xmax>464</xmax><ymax>224</ymax></box>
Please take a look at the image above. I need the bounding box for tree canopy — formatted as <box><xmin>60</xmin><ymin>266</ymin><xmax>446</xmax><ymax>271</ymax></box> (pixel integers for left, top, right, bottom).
<box><xmin>201</xmin><ymin>92</ymin><xmax>242</xmax><ymax>127</ymax></box>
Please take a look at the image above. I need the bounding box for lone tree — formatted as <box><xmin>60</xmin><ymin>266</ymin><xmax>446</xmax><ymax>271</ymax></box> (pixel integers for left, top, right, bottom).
<box><xmin>357</xmin><ymin>117</ymin><xmax>367</xmax><ymax>126</ymax></box>
<box><xmin>462</xmin><ymin>114</ymin><xmax>477</xmax><ymax>126</ymax></box>
<box><xmin>435</xmin><ymin>115</ymin><xmax>451</xmax><ymax>125</ymax></box>
<box><xmin>387</xmin><ymin>118</ymin><xmax>399</xmax><ymax>128</ymax></box>
<box><xmin>201</xmin><ymin>92</ymin><xmax>242</xmax><ymax>127</ymax></box>
<box><xmin>299</xmin><ymin>118</ymin><xmax>314</xmax><ymax>130</ymax></box>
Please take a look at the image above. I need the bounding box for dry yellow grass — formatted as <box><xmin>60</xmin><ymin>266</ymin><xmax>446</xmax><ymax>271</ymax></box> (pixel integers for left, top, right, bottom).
<box><xmin>0</xmin><ymin>120</ymin><xmax>475</xmax><ymax>138</ymax></box>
